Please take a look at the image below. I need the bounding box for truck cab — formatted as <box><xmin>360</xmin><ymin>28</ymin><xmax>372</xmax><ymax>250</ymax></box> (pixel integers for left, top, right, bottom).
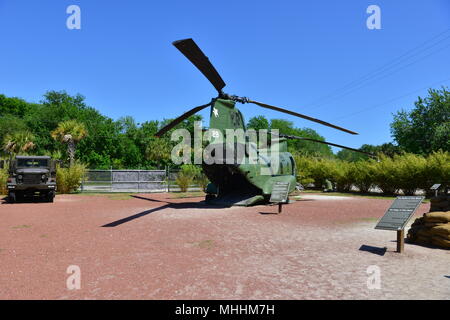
<box><xmin>5</xmin><ymin>156</ymin><xmax>57</xmax><ymax>203</ymax></box>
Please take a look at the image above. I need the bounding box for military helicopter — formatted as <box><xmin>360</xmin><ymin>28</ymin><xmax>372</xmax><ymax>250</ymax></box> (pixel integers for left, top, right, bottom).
<box><xmin>156</xmin><ymin>39</ymin><xmax>372</xmax><ymax>206</ymax></box>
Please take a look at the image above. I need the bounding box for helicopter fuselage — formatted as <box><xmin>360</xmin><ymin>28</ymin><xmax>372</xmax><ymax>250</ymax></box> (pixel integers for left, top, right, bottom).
<box><xmin>203</xmin><ymin>99</ymin><xmax>296</xmax><ymax>205</ymax></box>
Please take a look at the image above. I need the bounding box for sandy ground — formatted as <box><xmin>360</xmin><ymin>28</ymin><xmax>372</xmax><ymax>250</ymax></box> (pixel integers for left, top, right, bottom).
<box><xmin>0</xmin><ymin>193</ymin><xmax>449</xmax><ymax>300</ymax></box>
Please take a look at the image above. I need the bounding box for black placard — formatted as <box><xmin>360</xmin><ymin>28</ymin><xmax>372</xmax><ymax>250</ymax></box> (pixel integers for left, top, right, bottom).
<box><xmin>270</xmin><ymin>182</ymin><xmax>290</xmax><ymax>203</ymax></box>
<box><xmin>375</xmin><ymin>196</ymin><xmax>424</xmax><ymax>231</ymax></box>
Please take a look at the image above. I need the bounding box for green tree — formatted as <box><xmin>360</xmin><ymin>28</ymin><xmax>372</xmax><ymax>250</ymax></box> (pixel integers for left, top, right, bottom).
<box><xmin>337</xmin><ymin>143</ymin><xmax>403</xmax><ymax>161</ymax></box>
<box><xmin>2</xmin><ymin>131</ymin><xmax>36</xmax><ymax>156</ymax></box>
<box><xmin>247</xmin><ymin>116</ymin><xmax>269</xmax><ymax>131</ymax></box>
<box><xmin>51</xmin><ymin>120</ymin><xmax>88</xmax><ymax>166</ymax></box>
<box><xmin>0</xmin><ymin>94</ymin><xmax>32</xmax><ymax>117</ymax></box>
<box><xmin>0</xmin><ymin>115</ymin><xmax>28</xmax><ymax>156</ymax></box>
<box><xmin>391</xmin><ymin>87</ymin><xmax>449</xmax><ymax>155</ymax></box>
<box><xmin>269</xmin><ymin>119</ymin><xmax>333</xmax><ymax>157</ymax></box>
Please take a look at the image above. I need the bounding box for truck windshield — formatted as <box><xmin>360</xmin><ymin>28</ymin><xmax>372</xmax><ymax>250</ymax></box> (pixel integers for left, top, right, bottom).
<box><xmin>17</xmin><ymin>159</ymin><xmax>48</xmax><ymax>167</ymax></box>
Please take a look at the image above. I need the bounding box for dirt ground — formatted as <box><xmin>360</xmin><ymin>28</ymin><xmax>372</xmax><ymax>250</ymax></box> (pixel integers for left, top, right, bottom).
<box><xmin>0</xmin><ymin>192</ymin><xmax>449</xmax><ymax>300</ymax></box>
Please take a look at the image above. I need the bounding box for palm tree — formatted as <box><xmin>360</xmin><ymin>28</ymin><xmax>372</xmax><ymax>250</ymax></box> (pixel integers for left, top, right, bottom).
<box><xmin>51</xmin><ymin>120</ymin><xmax>87</xmax><ymax>167</ymax></box>
<box><xmin>2</xmin><ymin>131</ymin><xmax>36</xmax><ymax>156</ymax></box>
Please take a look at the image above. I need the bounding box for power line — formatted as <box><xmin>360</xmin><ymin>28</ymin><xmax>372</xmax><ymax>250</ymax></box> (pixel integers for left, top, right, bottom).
<box><xmin>303</xmin><ymin>27</ymin><xmax>450</xmax><ymax>109</ymax></box>
<box><xmin>312</xmin><ymin>41</ymin><xmax>450</xmax><ymax>108</ymax></box>
<box><xmin>332</xmin><ymin>77</ymin><xmax>450</xmax><ymax>121</ymax></box>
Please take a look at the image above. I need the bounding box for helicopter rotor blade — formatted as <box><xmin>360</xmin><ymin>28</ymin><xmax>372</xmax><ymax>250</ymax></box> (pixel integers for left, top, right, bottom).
<box><xmin>277</xmin><ymin>134</ymin><xmax>375</xmax><ymax>157</ymax></box>
<box><xmin>173</xmin><ymin>38</ymin><xmax>226</xmax><ymax>93</ymax></box>
<box><xmin>155</xmin><ymin>101</ymin><xmax>213</xmax><ymax>137</ymax></box>
<box><xmin>247</xmin><ymin>99</ymin><xmax>358</xmax><ymax>135</ymax></box>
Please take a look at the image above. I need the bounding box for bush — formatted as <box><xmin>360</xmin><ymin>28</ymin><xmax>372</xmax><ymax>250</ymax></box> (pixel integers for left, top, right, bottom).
<box><xmin>0</xmin><ymin>166</ymin><xmax>8</xmax><ymax>195</ymax></box>
<box><xmin>333</xmin><ymin>161</ymin><xmax>354</xmax><ymax>192</ymax></box>
<box><xmin>352</xmin><ymin>160</ymin><xmax>376</xmax><ymax>193</ymax></box>
<box><xmin>175</xmin><ymin>173</ymin><xmax>192</xmax><ymax>192</ymax></box>
<box><xmin>394</xmin><ymin>153</ymin><xmax>427</xmax><ymax>195</ymax></box>
<box><xmin>372</xmin><ymin>155</ymin><xmax>400</xmax><ymax>195</ymax></box>
<box><xmin>294</xmin><ymin>152</ymin><xmax>448</xmax><ymax>196</ymax></box>
<box><xmin>175</xmin><ymin>164</ymin><xmax>199</xmax><ymax>192</ymax></box>
<box><xmin>56</xmin><ymin>163</ymin><xmax>86</xmax><ymax>194</ymax></box>
<box><xmin>423</xmin><ymin>151</ymin><xmax>450</xmax><ymax>193</ymax></box>
<box><xmin>310</xmin><ymin>158</ymin><xmax>341</xmax><ymax>190</ymax></box>
<box><xmin>293</xmin><ymin>154</ymin><xmax>315</xmax><ymax>186</ymax></box>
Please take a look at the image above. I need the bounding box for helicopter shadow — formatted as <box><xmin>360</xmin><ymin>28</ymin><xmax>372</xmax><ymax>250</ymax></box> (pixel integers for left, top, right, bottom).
<box><xmin>101</xmin><ymin>195</ymin><xmax>229</xmax><ymax>227</ymax></box>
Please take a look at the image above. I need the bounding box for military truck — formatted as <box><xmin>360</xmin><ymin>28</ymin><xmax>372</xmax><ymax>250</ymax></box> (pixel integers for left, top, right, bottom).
<box><xmin>1</xmin><ymin>156</ymin><xmax>57</xmax><ymax>203</ymax></box>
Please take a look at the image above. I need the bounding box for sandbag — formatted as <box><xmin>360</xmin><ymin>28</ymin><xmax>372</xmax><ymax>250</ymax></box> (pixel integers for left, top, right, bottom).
<box><xmin>416</xmin><ymin>235</ymin><xmax>432</xmax><ymax>244</ymax></box>
<box><xmin>411</xmin><ymin>217</ymin><xmax>425</xmax><ymax>227</ymax></box>
<box><xmin>424</xmin><ymin>222</ymin><xmax>444</xmax><ymax>227</ymax></box>
<box><xmin>423</xmin><ymin>211</ymin><xmax>450</xmax><ymax>223</ymax></box>
<box><xmin>430</xmin><ymin>224</ymin><xmax>450</xmax><ymax>237</ymax></box>
<box><xmin>417</xmin><ymin>228</ymin><xmax>433</xmax><ymax>237</ymax></box>
<box><xmin>431</xmin><ymin>236</ymin><xmax>450</xmax><ymax>249</ymax></box>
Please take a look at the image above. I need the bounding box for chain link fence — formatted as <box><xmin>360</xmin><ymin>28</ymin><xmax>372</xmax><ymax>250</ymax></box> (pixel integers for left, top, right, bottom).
<box><xmin>80</xmin><ymin>168</ymin><xmax>201</xmax><ymax>193</ymax></box>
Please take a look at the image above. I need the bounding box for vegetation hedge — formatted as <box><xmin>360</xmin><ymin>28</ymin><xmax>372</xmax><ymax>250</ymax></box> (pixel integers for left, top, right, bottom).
<box><xmin>294</xmin><ymin>151</ymin><xmax>449</xmax><ymax>195</ymax></box>
<box><xmin>0</xmin><ymin>166</ymin><xmax>7</xmax><ymax>195</ymax></box>
<box><xmin>56</xmin><ymin>163</ymin><xmax>87</xmax><ymax>194</ymax></box>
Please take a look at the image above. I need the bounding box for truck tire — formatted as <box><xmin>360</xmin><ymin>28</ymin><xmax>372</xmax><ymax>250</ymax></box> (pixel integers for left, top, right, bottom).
<box><xmin>8</xmin><ymin>192</ymin><xmax>16</xmax><ymax>203</ymax></box>
<box><xmin>47</xmin><ymin>191</ymin><xmax>55</xmax><ymax>203</ymax></box>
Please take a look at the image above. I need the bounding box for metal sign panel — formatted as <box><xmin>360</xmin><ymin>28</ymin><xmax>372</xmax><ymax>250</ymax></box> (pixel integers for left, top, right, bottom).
<box><xmin>430</xmin><ymin>184</ymin><xmax>441</xmax><ymax>190</ymax></box>
<box><xmin>270</xmin><ymin>182</ymin><xmax>290</xmax><ymax>203</ymax></box>
<box><xmin>375</xmin><ymin>196</ymin><xmax>424</xmax><ymax>231</ymax></box>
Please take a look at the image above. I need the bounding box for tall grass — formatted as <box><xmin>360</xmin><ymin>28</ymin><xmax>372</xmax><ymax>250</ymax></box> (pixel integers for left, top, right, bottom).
<box><xmin>0</xmin><ymin>167</ymin><xmax>8</xmax><ymax>195</ymax></box>
<box><xmin>174</xmin><ymin>164</ymin><xmax>209</xmax><ymax>193</ymax></box>
<box><xmin>294</xmin><ymin>151</ymin><xmax>450</xmax><ymax>195</ymax></box>
<box><xmin>56</xmin><ymin>163</ymin><xmax>87</xmax><ymax>194</ymax></box>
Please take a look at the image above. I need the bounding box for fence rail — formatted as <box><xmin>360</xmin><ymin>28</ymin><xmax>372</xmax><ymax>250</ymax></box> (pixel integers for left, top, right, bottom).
<box><xmin>80</xmin><ymin>168</ymin><xmax>200</xmax><ymax>193</ymax></box>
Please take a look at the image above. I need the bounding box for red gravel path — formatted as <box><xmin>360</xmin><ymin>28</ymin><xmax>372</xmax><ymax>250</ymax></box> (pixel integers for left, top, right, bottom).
<box><xmin>0</xmin><ymin>193</ymin><xmax>449</xmax><ymax>299</ymax></box>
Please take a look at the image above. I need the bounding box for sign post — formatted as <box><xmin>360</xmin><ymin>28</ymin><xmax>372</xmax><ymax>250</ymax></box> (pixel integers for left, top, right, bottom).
<box><xmin>270</xmin><ymin>182</ymin><xmax>290</xmax><ymax>214</ymax></box>
<box><xmin>375</xmin><ymin>196</ymin><xmax>424</xmax><ymax>253</ymax></box>
<box><xmin>430</xmin><ymin>184</ymin><xmax>441</xmax><ymax>197</ymax></box>
<box><xmin>396</xmin><ymin>229</ymin><xmax>405</xmax><ymax>253</ymax></box>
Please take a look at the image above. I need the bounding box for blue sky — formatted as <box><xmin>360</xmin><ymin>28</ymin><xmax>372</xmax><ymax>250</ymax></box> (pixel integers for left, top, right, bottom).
<box><xmin>0</xmin><ymin>0</ymin><xmax>449</xmax><ymax>151</ymax></box>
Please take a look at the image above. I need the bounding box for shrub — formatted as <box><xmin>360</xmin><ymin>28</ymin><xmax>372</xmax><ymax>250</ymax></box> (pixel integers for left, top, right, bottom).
<box><xmin>0</xmin><ymin>166</ymin><xmax>8</xmax><ymax>195</ymax></box>
<box><xmin>309</xmin><ymin>158</ymin><xmax>340</xmax><ymax>189</ymax></box>
<box><xmin>352</xmin><ymin>160</ymin><xmax>376</xmax><ymax>193</ymax></box>
<box><xmin>394</xmin><ymin>153</ymin><xmax>427</xmax><ymax>195</ymax></box>
<box><xmin>56</xmin><ymin>163</ymin><xmax>87</xmax><ymax>194</ymax></box>
<box><xmin>175</xmin><ymin>173</ymin><xmax>192</xmax><ymax>192</ymax></box>
<box><xmin>424</xmin><ymin>151</ymin><xmax>450</xmax><ymax>193</ymax></box>
<box><xmin>174</xmin><ymin>164</ymin><xmax>199</xmax><ymax>192</ymax></box>
<box><xmin>292</xmin><ymin>152</ymin><xmax>448</xmax><ymax>196</ymax></box>
<box><xmin>293</xmin><ymin>154</ymin><xmax>315</xmax><ymax>186</ymax></box>
<box><xmin>372</xmin><ymin>155</ymin><xmax>400</xmax><ymax>195</ymax></box>
<box><xmin>333</xmin><ymin>161</ymin><xmax>354</xmax><ymax>192</ymax></box>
